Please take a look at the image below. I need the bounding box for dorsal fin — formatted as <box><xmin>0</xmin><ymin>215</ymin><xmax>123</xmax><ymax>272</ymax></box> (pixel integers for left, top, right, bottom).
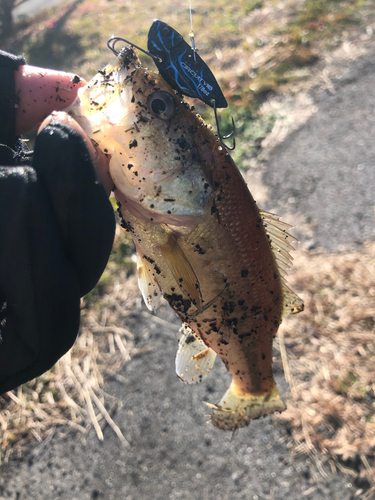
<box><xmin>259</xmin><ymin>210</ymin><xmax>296</xmax><ymax>278</ymax></box>
<box><xmin>281</xmin><ymin>283</ymin><xmax>304</xmax><ymax>318</ymax></box>
<box><xmin>259</xmin><ymin>210</ymin><xmax>304</xmax><ymax>318</ymax></box>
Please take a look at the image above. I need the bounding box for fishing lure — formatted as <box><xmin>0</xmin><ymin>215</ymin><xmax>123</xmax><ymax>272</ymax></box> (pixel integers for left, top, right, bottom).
<box><xmin>147</xmin><ymin>20</ymin><xmax>227</xmax><ymax>109</ymax></box>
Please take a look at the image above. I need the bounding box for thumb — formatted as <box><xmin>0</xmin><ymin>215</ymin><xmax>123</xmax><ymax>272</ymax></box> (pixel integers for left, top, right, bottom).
<box><xmin>38</xmin><ymin>111</ymin><xmax>113</xmax><ymax>196</ymax></box>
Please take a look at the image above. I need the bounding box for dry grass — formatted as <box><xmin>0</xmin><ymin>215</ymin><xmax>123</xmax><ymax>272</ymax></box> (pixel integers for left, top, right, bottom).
<box><xmin>0</xmin><ymin>1</ymin><xmax>374</xmax><ymax>486</ymax></box>
<box><xmin>276</xmin><ymin>242</ymin><xmax>375</xmax><ymax>490</ymax></box>
<box><xmin>0</xmin><ymin>231</ymin><xmax>138</xmax><ymax>464</ymax></box>
<box><xmin>2</xmin><ymin>234</ymin><xmax>374</xmax><ymax>494</ymax></box>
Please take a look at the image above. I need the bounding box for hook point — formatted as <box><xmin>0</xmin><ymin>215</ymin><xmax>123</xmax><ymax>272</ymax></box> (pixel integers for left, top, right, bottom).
<box><xmin>213</xmin><ymin>101</ymin><xmax>236</xmax><ymax>151</ymax></box>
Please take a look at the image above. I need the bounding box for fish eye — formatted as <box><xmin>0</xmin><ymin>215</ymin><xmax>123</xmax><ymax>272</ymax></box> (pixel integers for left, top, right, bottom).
<box><xmin>148</xmin><ymin>91</ymin><xmax>176</xmax><ymax>120</ymax></box>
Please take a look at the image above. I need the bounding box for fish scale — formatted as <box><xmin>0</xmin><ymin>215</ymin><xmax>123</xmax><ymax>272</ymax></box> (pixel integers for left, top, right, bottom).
<box><xmin>181</xmin><ymin>144</ymin><xmax>284</xmax><ymax>392</ymax></box>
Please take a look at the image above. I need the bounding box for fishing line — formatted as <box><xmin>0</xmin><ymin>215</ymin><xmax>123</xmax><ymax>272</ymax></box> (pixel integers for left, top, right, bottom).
<box><xmin>186</xmin><ymin>4</ymin><xmax>235</xmax><ymax>149</ymax></box>
<box><xmin>189</xmin><ymin>0</ymin><xmax>193</xmax><ymax>32</ymax></box>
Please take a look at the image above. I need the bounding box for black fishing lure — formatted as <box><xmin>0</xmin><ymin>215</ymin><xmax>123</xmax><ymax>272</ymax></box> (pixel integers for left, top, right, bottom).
<box><xmin>147</xmin><ymin>20</ymin><xmax>227</xmax><ymax>109</ymax></box>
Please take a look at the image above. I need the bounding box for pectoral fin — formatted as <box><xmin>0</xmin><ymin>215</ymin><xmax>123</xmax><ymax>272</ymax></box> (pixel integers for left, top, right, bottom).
<box><xmin>176</xmin><ymin>325</ymin><xmax>216</xmax><ymax>384</ymax></box>
<box><xmin>159</xmin><ymin>232</ymin><xmax>202</xmax><ymax>311</ymax></box>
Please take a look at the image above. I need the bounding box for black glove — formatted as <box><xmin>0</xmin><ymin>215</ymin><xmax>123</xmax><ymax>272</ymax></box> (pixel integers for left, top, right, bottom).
<box><xmin>0</xmin><ymin>122</ymin><xmax>115</xmax><ymax>394</ymax></box>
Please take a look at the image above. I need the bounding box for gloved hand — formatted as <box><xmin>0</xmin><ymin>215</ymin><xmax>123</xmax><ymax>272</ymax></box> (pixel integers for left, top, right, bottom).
<box><xmin>0</xmin><ymin>54</ymin><xmax>115</xmax><ymax>394</ymax></box>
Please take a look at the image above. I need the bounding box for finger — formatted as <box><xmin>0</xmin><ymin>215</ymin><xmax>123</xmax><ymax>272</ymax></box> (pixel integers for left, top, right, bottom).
<box><xmin>38</xmin><ymin>111</ymin><xmax>114</xmax><ymax>196</ymax></box>
<box><xmin>15</xmin><ymin>65</ymin><xmax>87</xmax><ymax>135</ymax></box>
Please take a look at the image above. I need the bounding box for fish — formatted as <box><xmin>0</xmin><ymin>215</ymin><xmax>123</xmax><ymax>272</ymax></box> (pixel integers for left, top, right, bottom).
<box><xmin>67</xmin><ymin>46</ymin><xmax>304</xmax><ymax>431</ymax></box>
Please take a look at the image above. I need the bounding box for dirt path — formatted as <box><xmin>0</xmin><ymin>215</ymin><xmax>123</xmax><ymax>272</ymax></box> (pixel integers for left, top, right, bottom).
<box><xmin>261</xmin><ymin>52</ymin><xmax>375</xmax><ymax>251</ymax></box>
<box><xmin>1</xmin><ymin>29</ymin><xmax>375</xmax><ymax>500</ymax></box>
<box><xmin>13</xmin><ymin>0</ymin><xmax>66</xmax><ymax>19</ymax></box>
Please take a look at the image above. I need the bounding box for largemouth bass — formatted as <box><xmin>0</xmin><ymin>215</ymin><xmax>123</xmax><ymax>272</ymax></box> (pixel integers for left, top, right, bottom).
<box><xmin>67</xmin><ymin>47</ymin><xmax>303</xmax><ymax>430</ymax></box>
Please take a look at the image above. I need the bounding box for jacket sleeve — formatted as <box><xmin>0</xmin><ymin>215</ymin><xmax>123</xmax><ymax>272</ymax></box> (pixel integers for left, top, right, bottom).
<box><xmin>0</xmin><ymin>165</ymin><xmax>81</xmax><ymax>393</ymax></box>
<box><xmin>0</xmin><ymin>52</ymin><xmax>115</xmax><ymax>392</ymax></box>
<box><xmin>0</xmin><ymin>50</ymin><xmax>27</xmax><ymax>166</ymax></box>
<box><xmin>0</xmin><ymin>123</ymin><xmax>115</xmax><ymax>394</ymax></box>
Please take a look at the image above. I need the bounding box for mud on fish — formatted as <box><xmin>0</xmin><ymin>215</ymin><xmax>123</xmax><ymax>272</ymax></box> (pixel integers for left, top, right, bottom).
<box><xmin>66</xmin><ymin>47</ymin><xmax>304</xmax><ymax>431</ymax></box>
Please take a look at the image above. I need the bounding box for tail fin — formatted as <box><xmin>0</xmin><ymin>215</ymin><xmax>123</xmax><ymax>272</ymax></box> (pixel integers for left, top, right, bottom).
<box><xmin>206</xmin><ymin>380</ymin><xmax>285</xmax><ymax>431</ymax></box>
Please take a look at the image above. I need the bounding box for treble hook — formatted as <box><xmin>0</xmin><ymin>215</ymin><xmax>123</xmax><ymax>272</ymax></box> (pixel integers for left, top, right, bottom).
<box><xmin>212</xmin><ymin>100</ymin><xmax>236</xmax><ymax>151</ymax></box>
<box><xmin>107</xmin><ymin>36</ymin><xmax>162</xmax><ymax>63</ymax></box>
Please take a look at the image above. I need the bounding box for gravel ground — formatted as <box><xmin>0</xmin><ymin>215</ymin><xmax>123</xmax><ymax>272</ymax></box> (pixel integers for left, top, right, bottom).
<box><xmin>262</xmin><ymin>51</ymin><xmax>375</xmax><ymax>252</ymax></box>
<box><xmin>0</xmin><ymin>306</ymin><xmax>357</xmax><ymax>500</ymax></box>
<box><xmin>1</xmin><ymin>30</ymin><xmax>375</xmax><ymax>500</ymax></box>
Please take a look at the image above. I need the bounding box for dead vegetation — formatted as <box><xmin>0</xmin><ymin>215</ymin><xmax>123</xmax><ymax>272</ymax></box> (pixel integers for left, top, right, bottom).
<box><xmin>0</xmin><ymin>232</ymin><xmax>138</xmax><ymax>464</ymax></box>
<box><xmin>1</xmin><ymin>234</ymin><xmax>374</xmax><ymax>494</ymax></box>
<box><xmin>276</xmin><ymin>242</ymin><xmax>375</xmax><ymax>492</ymax></box>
